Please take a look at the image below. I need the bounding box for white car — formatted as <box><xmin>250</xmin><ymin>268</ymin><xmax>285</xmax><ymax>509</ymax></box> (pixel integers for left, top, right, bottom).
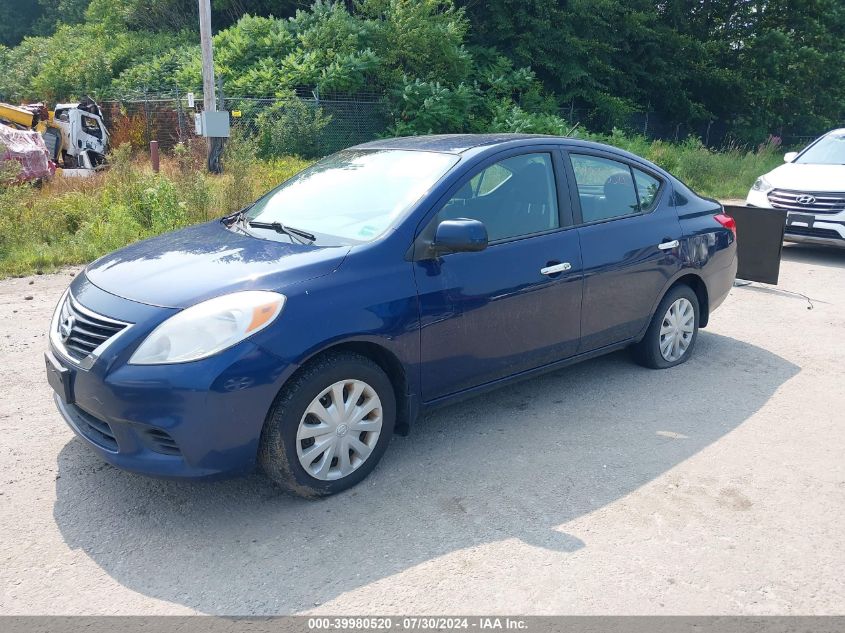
<box><xmin>746</xmin><ymin>129</ymin><xmax>845</xmax><ymax>247</ymax></box>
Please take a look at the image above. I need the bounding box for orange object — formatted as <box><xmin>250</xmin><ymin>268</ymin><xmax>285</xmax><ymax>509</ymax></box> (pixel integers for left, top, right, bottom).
<box><xmin>247</xmin><ymin>301</ymin><xmax>280</xmax><ymax>332</ymax></box>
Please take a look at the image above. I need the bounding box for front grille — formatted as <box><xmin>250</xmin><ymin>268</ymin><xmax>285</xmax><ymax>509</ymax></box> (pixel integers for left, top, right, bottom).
<box><xmin>785</xmin><ymin>226</ymin><xmax>844</xmax><ymax>240</ymax></box>
<box><xmin>57</xmin><ymin>293</ymin><xmax>128</xmax><ymax>361</ymax></box>
<box><xmin>768</xmin><ymin>189</ymin><xmax>845</xmax><ymax>215</ymax></box>
<box><xmin>71</xmin><ymin>404</ymin><xmax>118</xmax><ymax>451</ymax></box>
<box><xmin>144</xmin><ymin>428</ymin><xmax>181</xmax><ymax>456</ymax></box>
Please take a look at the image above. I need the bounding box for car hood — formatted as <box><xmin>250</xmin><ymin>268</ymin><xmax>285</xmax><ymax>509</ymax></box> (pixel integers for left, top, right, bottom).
<box><xmin>85</xmin><ymin>221</ymin><xmax>351</xmax><ymax>308</ymax></box>
<box><xmin>765</xmin><ymin>163</ymin><xmax>845</xmax><ymax>191</ymax></box>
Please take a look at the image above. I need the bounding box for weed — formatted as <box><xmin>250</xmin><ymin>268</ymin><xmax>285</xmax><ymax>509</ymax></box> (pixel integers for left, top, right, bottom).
<box><xmin>0</xmin><ymin>142</ymin><xmax>309</xmax><ymax>277</ymax></box>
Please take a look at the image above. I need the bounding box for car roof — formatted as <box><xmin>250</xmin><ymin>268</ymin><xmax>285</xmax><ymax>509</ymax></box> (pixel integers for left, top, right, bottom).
<box><xmin>354</xmin><ymin>133</ymin><xmax>645</xmax><ymax>158</ymax></box>
<box><xmin>353</xmin><ymin>133</ymin><xmax>548</xmax><ymax>153</ymax></box>
<box><xmin>352</xmin><ymin>133</ymin><xmax>673</xmax><ymax>179</ymax></box>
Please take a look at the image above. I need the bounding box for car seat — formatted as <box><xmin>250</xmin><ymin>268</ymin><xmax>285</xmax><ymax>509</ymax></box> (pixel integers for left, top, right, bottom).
<box><xmin>601</xmin><ymin>171</ymin><xmax>639</xmax><ymax>219</ymax></box>
<box><xmin>486</xmin><ymin>162</ymin><xmax>554</xmax><ymax>240</ymax></box>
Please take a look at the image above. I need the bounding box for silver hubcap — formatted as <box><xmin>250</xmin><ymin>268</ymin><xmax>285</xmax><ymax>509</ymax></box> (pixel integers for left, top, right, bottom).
<box><xmin>659</xmin><ymin>298</ymin><xmax>695</xmax><ymax>362</ymax></box>
<box><xmin>296</xmin><ymin>379</ymin><xmax>383</xmax><ymax>481</ymax></box>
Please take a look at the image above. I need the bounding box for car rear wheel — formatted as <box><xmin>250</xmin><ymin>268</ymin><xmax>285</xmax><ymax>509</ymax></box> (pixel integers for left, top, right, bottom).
<box><xmin>633</xmin><ymin>285</ymin><xmax>700</xmax><ymax>369</ymax></box>
<box><xmin>258</xmin><ymin>351</ymin><xmax>395</xmax><ymax>497</ymax></box>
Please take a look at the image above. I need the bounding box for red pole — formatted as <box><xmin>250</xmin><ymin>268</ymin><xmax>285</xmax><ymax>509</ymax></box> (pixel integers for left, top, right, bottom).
<box><xmin>150</xmin><ymin>140</ymin><xmax>160</xmax><ymax>173</ymax></box>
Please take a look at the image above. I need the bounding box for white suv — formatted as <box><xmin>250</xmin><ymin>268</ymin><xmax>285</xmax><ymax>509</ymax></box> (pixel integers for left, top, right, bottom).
<box><xmin>746</xmin><ymin>129</ymin><xmax>845</xmax><ymax>247</ymax></box>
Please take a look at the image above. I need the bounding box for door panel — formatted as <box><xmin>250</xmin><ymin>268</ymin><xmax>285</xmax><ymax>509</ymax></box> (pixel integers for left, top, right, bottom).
<box><xmin>577</xmin><ymin>208</ymin><xmax>682</xmax><ymax>351</ymax></box>
<box><xmin>564</xmin><ymin>150</ymin><xmax>683</xmax><ymax>352</ymax></box>
<box><xmin>413</xmin><ymin>149</ymin><xmax>583</xmax><ymax>402</ymax></box>
<box><xmin>415</xmin><ymin>230</ymin><xmax>583</xmax><ymax>401</ymax></box>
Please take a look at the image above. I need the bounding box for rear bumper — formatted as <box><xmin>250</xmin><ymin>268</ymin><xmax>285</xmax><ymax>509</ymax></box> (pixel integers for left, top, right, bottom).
<box><xmin>706</xmin><ymin>251</ymin><xmax>737</xmax><ymax>314</ymax></box>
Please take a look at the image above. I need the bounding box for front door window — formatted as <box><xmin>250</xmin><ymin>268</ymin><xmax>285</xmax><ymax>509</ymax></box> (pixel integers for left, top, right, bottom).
<box><xmin>437</xmin><ymin>153</ymin><xmax>559</xmax><ymax>242</ymax></box>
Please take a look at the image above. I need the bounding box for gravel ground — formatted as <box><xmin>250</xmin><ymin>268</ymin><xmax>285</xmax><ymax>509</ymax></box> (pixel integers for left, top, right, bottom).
<box><xmin>0</xmin><ymin>244</ymin><xmax>843</xmax><ymax>615</ymax></box>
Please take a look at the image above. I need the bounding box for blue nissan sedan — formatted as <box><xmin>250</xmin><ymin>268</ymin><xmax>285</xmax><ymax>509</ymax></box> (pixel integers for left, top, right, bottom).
<box><xmin>45</xmin><ymin>134</ymin><xmax>737</xmax><ymax>497</ymax></box>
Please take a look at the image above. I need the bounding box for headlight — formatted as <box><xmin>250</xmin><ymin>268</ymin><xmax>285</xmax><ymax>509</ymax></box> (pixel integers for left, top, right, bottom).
<box><xmin>129</xmin><ymin>291</ymin><xmax>285</xmax><ymax>365</ymax></box>
<box><xmin>751</xmin><ymin>176</ymin><xmax>773</xmax><ymax>192</ymax></box>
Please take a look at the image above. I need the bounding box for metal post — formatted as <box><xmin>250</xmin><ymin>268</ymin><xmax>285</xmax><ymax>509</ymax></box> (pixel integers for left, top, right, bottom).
<box><xmin>174</xmin><ymin>83</ymin><xmax>185</xmax><ymax>142</ymax></box>
<box><xmin>199</xmin><ymin>0</ymin><xmax>222</xmax><ymax>173</ymax></box>
<box><xmin>150</xmin><ymin>140</ymin><xmax>160</xmax><ymax>173</ymax></box>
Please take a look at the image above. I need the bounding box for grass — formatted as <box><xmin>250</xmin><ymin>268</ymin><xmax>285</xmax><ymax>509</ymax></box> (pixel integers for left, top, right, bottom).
<box><xmin>0</xmin><ymin>133</ymin><xmax>783</xmax><ymax>278</ymax></box>
<box><xmin>0</xmin><ymin>139</ymin><xmax>311</xmax><ymax>278</ymax></box>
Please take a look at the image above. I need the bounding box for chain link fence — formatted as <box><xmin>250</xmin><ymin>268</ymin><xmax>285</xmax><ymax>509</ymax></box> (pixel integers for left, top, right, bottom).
<box><xmin>93</xmin><ymin>86</ymin><xmax>819</xmax><ymax>157</ymax></box>
<box><xmin>561</xmin><ymin>104</ymin><xmax>819</xmax><ymax>149</ymax></box>
<box><xmin>97</xmin><ymin>88</ymin><xmax>391</xmax><ymax>156</ymax></box>
<box><xmin>225</xmin><ymin>92</ymin><xmax>391</xmax><ymax>156</ymax></box>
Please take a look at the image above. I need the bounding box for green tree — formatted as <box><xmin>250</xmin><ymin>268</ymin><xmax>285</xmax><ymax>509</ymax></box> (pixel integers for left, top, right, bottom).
<box><xmin>0</xmin><ymin>0</ymin><xmax>44</xmax><ymax>46</ymax></box>
<box><xmin>460</xmin><ymin>0</ymin><xmax>845</xmax><ymax>139</ymax></box>
<box><xmin>0</xmin><ymin>22</ymin><xmax>183</xmax><ymax>101</ymax></box>
<box><xmin>658</xmin><ymin>0</ymin><xmax>845</xmax><ymax>138</ymax></box>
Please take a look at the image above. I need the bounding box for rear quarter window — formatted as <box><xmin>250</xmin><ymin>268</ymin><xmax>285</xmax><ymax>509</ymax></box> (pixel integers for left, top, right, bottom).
<box><xmin>632</xmin><ymin>168</ymin><xmax>662</xmax><ymax>212</ymax></box>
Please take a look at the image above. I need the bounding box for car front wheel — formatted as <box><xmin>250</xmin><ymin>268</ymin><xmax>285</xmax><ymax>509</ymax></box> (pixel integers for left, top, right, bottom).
<box><xmin>633</xmin><ymin>284</ymin><xmax>700</xmax><ymax>369</ymax></box>
<box><xmin>259</xmin><ymin>351</ymin><xmax>396</xmax><ymax>497</ymax></box>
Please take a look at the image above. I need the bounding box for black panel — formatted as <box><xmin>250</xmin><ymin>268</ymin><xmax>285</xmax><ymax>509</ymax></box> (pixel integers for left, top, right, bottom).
<box><xmin>724</xmin><ymin>205</ymin><xmax>787</xmax><ymax>285</ymax></box>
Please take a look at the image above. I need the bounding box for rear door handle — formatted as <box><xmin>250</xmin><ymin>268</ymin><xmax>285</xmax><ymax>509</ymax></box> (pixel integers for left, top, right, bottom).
<box><xmin>658</xmin><ymin>239</ymin><xmax>680</xmax><ymax>250</ymax></box>
<box><xmin>540</xmin><ymin>262</ymin><xmax>572</xmax><ymax>275</ymax></box>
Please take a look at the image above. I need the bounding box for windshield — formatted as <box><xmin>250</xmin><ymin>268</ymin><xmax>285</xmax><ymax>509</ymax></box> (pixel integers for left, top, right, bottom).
<box><xmin>795</xmin><ymin>133</ymin><xmax>845</xmax><ymax>165</ymax></box>
<box><xmin>246</xmin><ymin>149</ymin><xmax>458</xmax><ymax>243</ymax></box>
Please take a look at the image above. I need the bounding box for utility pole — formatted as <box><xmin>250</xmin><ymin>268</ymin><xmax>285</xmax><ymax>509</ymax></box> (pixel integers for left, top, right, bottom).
<box><xmin>198</xmin><ymin>0</ymin><xmax>222</xmax><ymax>173</ymax></box>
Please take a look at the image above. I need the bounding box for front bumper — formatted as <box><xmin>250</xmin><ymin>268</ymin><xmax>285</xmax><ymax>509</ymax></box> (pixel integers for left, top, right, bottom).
<box><xmin>48</xmin><ymin>278</ymin><xmax>296</xmax><ymax>479</ymax></box>
<box><xmin>746</xmin><ymin>189</ymin><xmax>845</xmax><ymax>248</ymax></box>
<box><xmin>780</xmin><ymin>231</ymin><xmax>845</xmax><ymax>248</ymax></box>
<box><xmin>54</xmin><ymin>391</ymin><xmax>222</xmax><ymax>478</ymax></box>
<box><xmin>49</xmin><ymin>341</ymin><xmax>291</xmax><ymax>479</ymax></box>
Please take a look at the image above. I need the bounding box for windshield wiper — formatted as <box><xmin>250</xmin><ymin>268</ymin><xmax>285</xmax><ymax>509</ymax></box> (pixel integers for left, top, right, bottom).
<box><xmin>222</xmin><ymin>202</ymin><xmax>256</xmax><ymax>227</ymax></box>
<box><xmin>248</xmin><ymin>220</ymin><xmax>316</xmax><ymax>244</ymax></box>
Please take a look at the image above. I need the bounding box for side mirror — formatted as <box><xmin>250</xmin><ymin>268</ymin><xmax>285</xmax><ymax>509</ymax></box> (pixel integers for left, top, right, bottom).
<box><xmin>783</xmin><ymin>151</ymin><xmax>798</xmax><ymax>162</ymax></box>
<box><xmin>432</xmin><ymin>219</ymin><xmax>488</xmax><ymax>255</ymax></box>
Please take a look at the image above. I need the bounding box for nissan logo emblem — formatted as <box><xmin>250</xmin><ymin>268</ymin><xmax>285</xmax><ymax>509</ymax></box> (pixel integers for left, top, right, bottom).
<box><xmin>796</xmin><ymin>194</ymin><xmax>816</xmax><ymax>205</ymax></box>
<box><xmin>59</xmin><ymin>315</ymin><xmax>75</xmax><ymax>341</ymax></box>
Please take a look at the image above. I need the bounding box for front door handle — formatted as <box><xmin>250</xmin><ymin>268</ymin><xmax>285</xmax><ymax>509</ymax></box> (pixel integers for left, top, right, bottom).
<box><xmin>540</xmin><ymin>262</ymin><xmax>572</xmax><ymax>275</ymax></box>
<box><xmin>658</xmin><ymin>239</ymin><xmax>680</xmax><ymax>250</ymax></box>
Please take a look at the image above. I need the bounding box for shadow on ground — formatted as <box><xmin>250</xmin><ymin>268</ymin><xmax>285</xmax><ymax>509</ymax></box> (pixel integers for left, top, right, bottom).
<box><xmin>53</xmin><ymin>332</ymin><xmax>798</xmax><ymax>614</ymax></box>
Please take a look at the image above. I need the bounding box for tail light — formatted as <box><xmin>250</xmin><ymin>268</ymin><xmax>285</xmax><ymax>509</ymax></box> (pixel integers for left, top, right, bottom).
<box><xmin>714</xmin><ymin>212</ymin><xmax>737</xmax><ymax>239</ymax></box>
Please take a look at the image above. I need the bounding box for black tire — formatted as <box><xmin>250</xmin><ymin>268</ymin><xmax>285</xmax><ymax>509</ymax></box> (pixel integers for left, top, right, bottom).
<box><xmin>258</xmin><ymin>351</ymin><xmax>396</xmax><ymax>498</ymax></box>
<box><xmin>632</xmin><ymin>284</ymin><xmax>700</xmax><ymax>369</ymax></box>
